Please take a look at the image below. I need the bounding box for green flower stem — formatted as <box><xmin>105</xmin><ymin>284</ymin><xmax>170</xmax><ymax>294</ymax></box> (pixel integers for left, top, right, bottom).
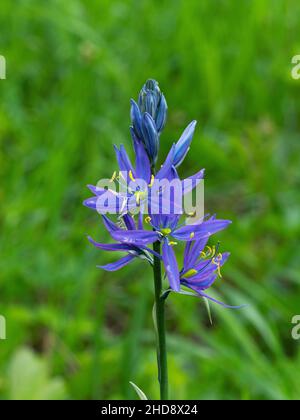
<box><xmin>152</xmin><ymin>240</ymin><xmax>168</xmax><ymax>400</ymax></box>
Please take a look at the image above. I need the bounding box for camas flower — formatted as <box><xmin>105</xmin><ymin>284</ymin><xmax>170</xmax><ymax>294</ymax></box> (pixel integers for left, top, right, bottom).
<box><xmin>179</xmin><ymin>239</ymin><xmax>237</xmax><ymax>307</ymax></box>
<box><xmin>88</xmin><ymin>214</ymin><xmax>161</xmax><ymax>271</ymax></box>
<box><xmin>83</xmin><ymin>137</ymin><xmax>179</xmax><ymax>216</ymax></box>
<box><xmin>84</xmin><ymin>78</ymin><xmax>242</xmax><ymax>403</ymax></box>
<box><xmin>109</xmin><ymin>214</ymin><xmax>231</xmax><ymax>292</ymax></box>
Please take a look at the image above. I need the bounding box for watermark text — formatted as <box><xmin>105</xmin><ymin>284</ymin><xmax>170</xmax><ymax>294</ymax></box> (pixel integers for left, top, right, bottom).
<box><xmin>92</xmin><ymin>172</ymin><xmax>205</xmax><ymax>223</ymax></box>
<box><xmin>291</xmin><ymin>55</ymin><xmax>300</xmax><ymax>80</ymax></box>
<box><xmin>0</xmin><ymin>55</ymin><xmax>6</xmax><ymax>80</ymax></box>
<box><xmin>0</xmin><ymin>315</ymin><xmax>6</xmax><ymax>340</ymax></box>
<box><xmin>291</xmin><ymin>315</ymin><xmax>300</xmax><ymax>340</ymax></box>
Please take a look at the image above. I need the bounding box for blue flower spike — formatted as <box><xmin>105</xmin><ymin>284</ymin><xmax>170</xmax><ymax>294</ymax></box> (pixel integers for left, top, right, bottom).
<box><xmin>84</xmin><ymin>79</ymin><xmax>245</xmax><ymax>401</ymax></box>
<box><xmin>130</xmin><ymin>79</ymin><xmax>167</xmax><ymax>166</ymax></box>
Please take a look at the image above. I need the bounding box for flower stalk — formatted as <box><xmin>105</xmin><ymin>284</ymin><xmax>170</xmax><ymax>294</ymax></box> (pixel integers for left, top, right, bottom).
<box><xmin>152</xmin><ymin>240</ymin><xmax>168</xmax><ymax>400</ymax></box>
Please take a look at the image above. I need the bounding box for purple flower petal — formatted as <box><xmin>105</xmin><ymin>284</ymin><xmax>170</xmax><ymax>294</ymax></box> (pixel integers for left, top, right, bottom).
<box><xmin>132</xmin><ymin>129</ymin><xmax>151</xmax><ymax>183</ymax></box>
<box><xmin>156</xmin><ymin>144</ymin><xmax>176</xmax><ymax>180</ymax></box>
<box><xmin>183</xmin><ymin>241</ymin><xmax>192</xmax><ymax>269</ymax></box>
<box><xmin>88</xmin><ymin>236</ymin><xmax>161</xmax><ymax>260</ymax></box>
<box><xmin>182</xmin><ymin>274</ymin><xmax>218</xmax><ymax>290</ymax></box>
<box><xmin>87</xmin><ymin>184</ymin><xmax>107</xmax><ymax>196</ymax></box>
<box><xmin>97</xmin><ymin>254</ymin><xmax>136</xmax><ymax>271</ymax></box>
<box><xmin>137</xmin><ymin>212</ymin><xmax>144</xmax><ymax>230</ymax></box>
<box><xmin>102</xmin><ymin>215</ymin><xmax>119</xmax><ymax>233</ymax></box>
<box><xmin>122</xmin><ymin>214</ymin><xmax>136</xmax><ymax>231</ymax></box>
<box><xmin>155</xmin><ymin>93</ymin><xmax>167</xmax><ymax>132</ymax></box>
<box><xmin>162</xmin><ymin>240</ymin><xmax>180</xmax><ymax>291</ymax></box>
<box><xmin>88</xmin><ymin>236</ymin><xmax>133</xmax><ymax>252</ymax></box>
<box><xmin>184</xmin><ymin>238</ymin><xmax>208</xmax><ymax>270</ymax></box>
<box><xmin>173</xmin><ymin>120</ymin><xmax>197</xmax><ymax>167</ymax></box>
<box><xmin>149</xmin><ymin>177</ymin><xmax>184</xmax><ymax>216</ymax></box>
<box><xmin>130</xmin><ymin>99</ymin><xmax>143</xmax><ymax>139</ymax></box>
<box><xmin>139</xmin><ymin>245</ymin><xmax>162</xmax><ymax>259</ymax></box>
<box><xmin>110</xmin><ymin>229</ymin><xmax>160</xmax><ymax>245</ymax></box>
<box><xmin>173</xmin><ymin>219</ymin><xmax>232</xmax><ymax>241</ymax></box>
<box><xmin>83</xmin><ymin>196</ymin><xmax>98</xmax><ymax>210</ymax></box>
<box><xmin>182</xmin><ymin>168</ymin><xmax>205</xmax><ymax>195</ymax></box>
<box><xmin>95</xmin><ymin>191</ymin><xmax>127</xmax><ymax>214</ymax></box>
<box><xmin>141</xmin><ymin>113</ymin><xmax>159</xmax><ymax>163</ymax></box>
<box><xmin>84</xmin><ymin>189</ymin><xmax>126</xmax><ymax>213</ymax></box>
<box><xmin>114</xmin><ymin>144</ymin><xmax>135</xmax><ymax>175</ymax></box>
<box><xmin>196</xmin><ymin>291</ymin><xmax>245</xmax><ymax>309</ymax></box>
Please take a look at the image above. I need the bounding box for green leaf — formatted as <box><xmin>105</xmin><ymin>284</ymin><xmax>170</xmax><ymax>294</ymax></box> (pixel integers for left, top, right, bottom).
<box><xmin>152</xmin><ymin>302</ymin><xmax>158</xmax><ymax>336</ymax></box>
<box><xmin>129</xmin><ymin>381</ymin><xmax>148</xmax><ymax>400</ymax></box>
<box><xmin>203</xmin><ymin>297</ymin><xmax>213</xmax><ymax>325</ymax></box>
<box><xmin>152</xmin><ymin>302</ymin><xmax>161</xmax><ymax>381</ymax></box>
<box><xmin>161</xmin><ymin>288</ymin><xmax>198</xmax><ymax>299</ymax></box>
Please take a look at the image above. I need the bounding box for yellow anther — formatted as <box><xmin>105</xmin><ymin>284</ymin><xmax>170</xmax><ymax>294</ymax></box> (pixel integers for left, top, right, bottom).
<box><xmin>202</xmin><ymin>245</ymin><xmax>216</xmax><ymax>258</ymax></box>
<box><xmin>135</xmin><ymin>190</ymin><xmax>146</xmax><ymax>205</ymax></box>
<box><xmin>187</xmin><ymin>211</ymin><xmax>196</xmax><ymax>217</ymax></box>
<box><xmin>135</xmin><ymin>191</ymin><xmax>141</xmax><ymax>205</ymax></box>
<box><xmin>148</xmin><ymin>175</ymin><xmax>155</xmax><ymax>188</ymax></box>
<box><xmin>190</xmin><ymin>232</ymin><xmax>195</xmax><ymax>239</ymax></box>
<box><xmin>200</xmin><ymin>245</ymin><xmax>217</xmax><ymax>260</ymax></box>
<box><xmin>110</xmin><ymin>171</ymin><xmax>117</xmax><ymax>182</ymax></box>
<box><xmin>215</xmin><ymin>253</ymin><xmax>223</xmax><ymax>262</ymax></box>
<box><xmin>168</xmin><ymin>241</ymin><xmax>178</xmax><ymax>246</ymax></box>
<box><xmin>207</xmin><ymin>246</ymin><xmax>213</xmax><ymax>255</ymax></box>
<box><xmin>211</xmin><ymin>246</ymin><xmax>216</xmax><ymax>258</ymax></box>
<box><xmin>212</xmin><ymin>256</ymin><xmax>223</xmax><ymax>278</ymax></box>
<box><xmin>145</xmin><ymin>216</ymin><xmax>152</xmax><ymax>224</ymax></box>
<box><xmin>119</xmin><ymin>171</ymin><xmax>125</xmax><ymax>181</ymax></box>
<box><xmin>160</xmin><ymin>228</ymin><xmax>172</xmax><ymax>236</ymax></box>
<box><xmin>182</xmin><ymin>269</ymin><xmax>198</xmax><ymax>278</ymax></box>
<box><xmin>129</xmin><ymin>170</ymin><xmax>136</xmax><ymax>182</ymax></box>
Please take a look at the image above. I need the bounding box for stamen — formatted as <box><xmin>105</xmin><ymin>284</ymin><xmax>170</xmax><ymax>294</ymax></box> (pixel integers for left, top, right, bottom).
<box><xmin>201</xmin><ymin>245</ymin><xmax>216</xmax><ymax>259</ymax></box>
<box><xmin>187</xmin><ymin>211</ymin><xmax>196</xmax><ymax>217</ymax></box>
<box><xmin>190</xmin><ymin>232</ymin><xmax>195</xmax><ymax>239</ymax></box>
<box><xmin>135</xmin><ymin>191</ymin><xmax>141</xmax><ymax>205</ymax></box>
<box><xmin>168</xmin><ymin>241</ymin><xmax>178</xmax><ymax>246</ymax></box>
<box><xmin>148</xmin><ymin>175</ymin><xmax>155</xmax><ymax>188</ymax></box>
<box><xmin>200</xmin><ymin>244</ymin><xmax>217</xmax><ymax>260</ymax></box>
<box><xmin>135</xmin><ymin>190</ymin><xmax>147</xmax><ymax>205</ymax></box>
<box><xmin>129</xmin><ymin>170</ymin><xmax>136</xmax><ymax>182</ymax></box>
<box><xmin>212</xmin><ymin>255</ymin><xmax>223</xmax><ymax>278</ymax></box>
<box><xmin>207</xmin><ymin>246</ymin><xmax>213</xmax><ymax>255</ymax></box>
<box><xmin>145</xmin><ymin>216</ymin><xmax>152</xmax><ymax>224</ymax></box>
<box><xmin>196</xmin><ymin>243</ymin><xmax>222</xmax><ymax>276</ymax></box>
<box><xmin>110</xmin><ymin>171</ymin><xmax>117</xmax><ymax>182</ymax></box>
<box><xmin>216</xmin><ymin>253</ymin><xmax>223</xmax><ymax>262</ymax></box>
<box><xmin>119</xmin><ymin>171</ymin><xmax>125</xmax><ymax>181</ymax></box>
<box><xmin>120</xmin><ymin>197</ymin><xmax>128</xmax><ymax>213</ymax></box>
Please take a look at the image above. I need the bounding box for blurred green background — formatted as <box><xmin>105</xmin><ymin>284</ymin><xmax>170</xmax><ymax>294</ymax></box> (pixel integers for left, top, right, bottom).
<box><xmin>1</xmin><ymin>0</ymin><xmax>300</xmax><ymax>400</ymax></box>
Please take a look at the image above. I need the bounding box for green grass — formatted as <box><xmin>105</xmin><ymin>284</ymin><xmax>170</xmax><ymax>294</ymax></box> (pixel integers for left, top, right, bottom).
<box><xmin>0</xmin><ymin>0</ymin><xmax>300</xmax><ymax>400</ymax></box>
